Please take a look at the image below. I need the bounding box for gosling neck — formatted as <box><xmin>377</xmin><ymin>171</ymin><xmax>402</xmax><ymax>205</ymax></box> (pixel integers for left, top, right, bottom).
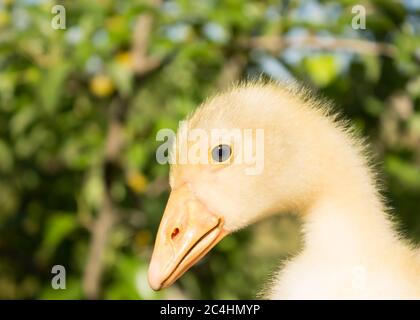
<box><xmin>300</xmin><ymin>163</ymin><xmax>397</xmax><ymax>257</ymax></box>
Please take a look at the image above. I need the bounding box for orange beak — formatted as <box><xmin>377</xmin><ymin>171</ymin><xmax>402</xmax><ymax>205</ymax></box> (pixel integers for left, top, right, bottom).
<box><xmin>148</xmin><ymin>184</ymin><xmax>227</xmax><ymax>291</ymax></box>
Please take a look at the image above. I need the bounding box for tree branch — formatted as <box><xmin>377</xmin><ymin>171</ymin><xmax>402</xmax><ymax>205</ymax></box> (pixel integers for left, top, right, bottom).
<box><xmin>82</xmin><ymin>99</ymin><xmax>124</xmax><ymax>299</ymax></box>
<box><xmin>82</xmin><ymin>187</ymin><xmax>116</xmax><ymax>299</ymax></box>
<box><xmin>82</xmin><ymin>0</ymin><xmax>163</xmax><ymax>299</ymax></box>
<box><xmin>216</xmin><ymin>54</ymin><xmax>247</xmax><ymax>89</ymax></box>
<box><xmin>132</xmin><ymin>0</ymin><xmax>162</xmax><ymax>76</ymax></box>
<box><xmin>245</xmin><ymin>35</ymin><xmax>396</xmax><ymax>57</ymax></box>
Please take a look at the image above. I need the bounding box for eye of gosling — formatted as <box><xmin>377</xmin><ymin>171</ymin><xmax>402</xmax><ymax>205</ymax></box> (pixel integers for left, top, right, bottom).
<box><xmin>211</xmin><ymin>144</ymin><xmax>232</xmax><ymax>163</ymax></box>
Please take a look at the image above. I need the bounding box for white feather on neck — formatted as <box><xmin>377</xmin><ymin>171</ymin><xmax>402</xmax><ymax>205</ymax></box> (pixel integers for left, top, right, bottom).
<box><xmin>266</xmin><ymin>126</ymin><xmax>420</xmax><ymax>299</ymax></box>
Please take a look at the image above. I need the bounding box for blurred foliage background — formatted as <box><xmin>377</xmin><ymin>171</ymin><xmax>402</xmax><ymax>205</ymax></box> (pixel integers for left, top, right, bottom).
<box><xmin>0</xmin><ymin>0</ymin><xmax>419</xmax><ymax>299</ymax></box>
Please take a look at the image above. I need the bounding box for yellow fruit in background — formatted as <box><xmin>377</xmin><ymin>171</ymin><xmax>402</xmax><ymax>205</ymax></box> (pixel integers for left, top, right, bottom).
<box><xmin>116</xmin><ymin>51</ymin><xmax>133</xmax><ymax>69</ymax></box>
<box><xmin>89</xmin><ymin>74</ymin><xmax>114</xmax><ymax>97</ymax></box>
<box><xmin>0</xmin><ymin>12</ymin><xmax>10</xmax><ymax>28</ymax></box>
<box><xmin>127</xmin><ymin>171</ymin><xmax>148</xmax><ymax>194</ymax></box>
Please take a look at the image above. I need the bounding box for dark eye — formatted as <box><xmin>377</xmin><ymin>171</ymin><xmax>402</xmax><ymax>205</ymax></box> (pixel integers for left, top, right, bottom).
<box><xmin>211</xmin><ymin>144</ymin><xmax>232</xmax><ymax>163</ymax></box>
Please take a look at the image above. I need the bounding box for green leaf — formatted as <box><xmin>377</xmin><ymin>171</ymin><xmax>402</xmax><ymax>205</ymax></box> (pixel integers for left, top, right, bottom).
<box><xmin>40</xmin><ymin>213</ymin><xmax>78</xmax><ymax>258</ymax></box>
<box><xmin>39</xmin><ymin>62</ymin><xmax>71</xmax><ymax>113</ymax></box>
<box><xmin>0</xmin><ymin>140</ymin><xmax>13</xmax><ymax>173</ymax></box>
<box><xmin>82</xmin><ymin>169</ymin><xmax>104</xmax><ymax>210</ymax></box>
<box><xmin>386</xmin><ymin>156</ymin><xmax>420</xmax><ymax>190</ymax></box>
<box><xmin>363</xmin><ymin>55</ymin><xmax>381</xmax><ymax>82</ymax></box>
<box><xmin>304</xmin><ymin>55</ymin><xmax>338</xmax><ymax>87</ymax></box>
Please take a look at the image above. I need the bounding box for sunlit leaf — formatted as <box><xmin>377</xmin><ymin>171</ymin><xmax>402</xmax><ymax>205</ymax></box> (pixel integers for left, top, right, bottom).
<box><xmin>304</xmin><ymin>54</ymin><xmax>338</xmax><ymax>87</ymax></box>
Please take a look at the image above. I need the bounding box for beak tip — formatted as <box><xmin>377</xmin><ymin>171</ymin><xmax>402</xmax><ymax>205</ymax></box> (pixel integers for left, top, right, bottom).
<box><xmin>148</xmin><ymin>265</ymin><xmax>163</xmax><ymax>291</ymax></box>
<box><xmin>149</xmin><ymin>282</ymin><xmax>162</xmax><ymax>291</ymax></box>
<box><xmin>148</xmin><ymin>275</ymin><xmax>162</xmax><ymax>291</ymax></box>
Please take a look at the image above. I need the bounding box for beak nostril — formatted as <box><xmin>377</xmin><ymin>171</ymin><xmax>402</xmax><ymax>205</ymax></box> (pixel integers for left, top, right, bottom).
<box><xmin>171</xmin><ymin>228</ymin><xmax>180</xmax><ymax>240</ymax></box>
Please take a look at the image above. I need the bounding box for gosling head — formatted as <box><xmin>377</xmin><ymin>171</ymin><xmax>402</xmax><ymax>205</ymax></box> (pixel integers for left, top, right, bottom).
<box><xmin>148</xmin><ymin>82</ymin><xmax>348</xmax><ymax>290</ymax></box>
